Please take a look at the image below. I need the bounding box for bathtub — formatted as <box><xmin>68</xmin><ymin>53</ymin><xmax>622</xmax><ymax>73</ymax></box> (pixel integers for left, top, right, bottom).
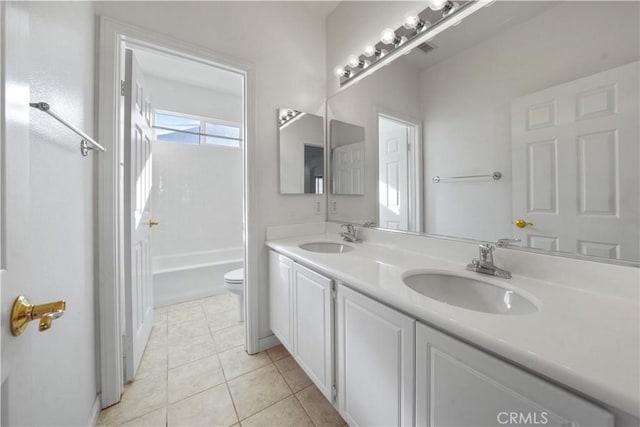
<box><xmin>152</xmin><ymin>247</ymin><xmax>244</xmax><ymax>307</ymax></box>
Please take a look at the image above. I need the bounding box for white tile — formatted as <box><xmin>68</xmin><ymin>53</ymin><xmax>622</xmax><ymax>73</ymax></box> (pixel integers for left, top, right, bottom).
<box><xmin>168</xmin><ymin>383</ymin><xmax>237</xmax><ymax>427</ymax></box>
<box><xmin>227</xmin><ymin>364</ymin><xmax>291</xmax><ymax>420</ymax></box>
<box><xmin>218</xmin><ymin>346</ymin><xmax>271</xmax><ymax>380</ymax></box>
<box><xmin>168</xmin><ymin>333</ymin><xmax>216</xmax><ymax>369</ymax></box>
<box><xmin>168</xmin><ymin>355</ymin><xmax>226</xmax><ymax>403</ymax></box>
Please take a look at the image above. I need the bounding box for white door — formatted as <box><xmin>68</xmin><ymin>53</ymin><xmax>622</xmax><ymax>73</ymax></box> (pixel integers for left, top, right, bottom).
<box><xmin>268</xmin><ymin>251</ymin><xmax>294</xmax><ymax>353</ymax></box>
<box><xmin>416</xmin><ymin>322</ymin><xmax>613</xmax><ymax>427</ymax></box>
<box><xmin>123</xmin><ymin>49</ymin><xmax>154</xmax><ymax>381</ymax></box>
<box><xmin>336</xmin><ymin>285</ymin><xmax>415</xmax><ymax>427</ymax></box>
<box><xmin>332</xmin><ymin>142</ymin><xmax>364</xmax><ymax>195</ymax></box>
<box><xmin>1</xmin><ymin>3</ymin><xmax>34</xmax><ymax>423</ymax></box>
<box><xmin>292</xmin><ymin>263</ymin><xmax>333</xmax><ymax>400</ymax></box>
<box><xmin>512</xmin><ymin>62</ymin><xmax>639</xmax><ymax>262</ymax></box>
<box><xmin>379</xmin><ymin>120</ymin><xmax>409</xmax><ymax>230</ymax></box>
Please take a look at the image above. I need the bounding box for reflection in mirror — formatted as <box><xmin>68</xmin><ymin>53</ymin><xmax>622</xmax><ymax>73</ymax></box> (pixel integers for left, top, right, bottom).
<box><xmin>327</xmin><ymin>1</ymin><xmax>639</xmax><ymax>263</ymax></box>
<box><xmin>330</xmin><ymin>120</ymin><xmax>365</xmax><ymax>195</ymax></box>
<box><xmin>378</xmin><ymin>114</ymin><xmax>422</xmax><ymax>232</ymax></box>
<box><xmin>278</xmin><ymin>108</ymin><xmax>324</xmax><ymax>194</ymax></box>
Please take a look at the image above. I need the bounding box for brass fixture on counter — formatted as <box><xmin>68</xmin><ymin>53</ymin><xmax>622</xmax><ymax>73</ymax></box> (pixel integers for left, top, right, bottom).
<box><xmin>11</xmin><ymin>296</ymin><xmax>66</xmax><ymax>336</ymax></box>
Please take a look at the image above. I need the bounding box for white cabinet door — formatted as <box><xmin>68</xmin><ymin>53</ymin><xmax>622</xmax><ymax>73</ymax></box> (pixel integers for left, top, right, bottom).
<box><xmin>336</xmin><ymin>285</ymin><xmax>415</xmax><ymax>427</ymax></box>
<box><xmin>268</xmin><ymin>251</ymin><xmax>294</xmax><ymax>352</ymax></box>
<box><xmin>416</xmin><ymin>322</ymin><xmax>613</xmax><ymax>427</ymax></box>
<box><xmin>292</xmin><ymin>263</ymin><xmax>333</xmax><ymax>400</ymax></box>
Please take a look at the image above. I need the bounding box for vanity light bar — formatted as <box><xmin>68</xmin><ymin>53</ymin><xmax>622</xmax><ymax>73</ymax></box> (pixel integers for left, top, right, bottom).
<box><xmin>278</xmin><ymin>109</ymin><xmax>303</xmax><ymax>127</ymax></box>
<box><xmin>335</xmin><ymin>0</ymin><xmax>489</xmax><ymax>88</ymax></box>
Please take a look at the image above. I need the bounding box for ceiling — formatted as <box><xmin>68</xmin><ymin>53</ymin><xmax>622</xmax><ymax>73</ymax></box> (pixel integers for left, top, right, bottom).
<box><xmin>134</xmin><ymin>48</ymin><xmax>244</xmax><ymax>96</ymax></box>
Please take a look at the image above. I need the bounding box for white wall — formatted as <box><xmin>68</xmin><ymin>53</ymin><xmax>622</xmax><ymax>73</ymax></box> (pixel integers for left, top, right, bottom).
<box><xmin>146</xmin><ymin>75</ymin><xmax>242</xmax><ymax>124</ymax></box>
<box><xmin>27</xmin><ymin>2</ymin><xmax>98</xmax><ymax>425</ymax></box>
<box><xmin>421</xmin><ymin>1</ymin><xmax>640</xmax><ymax>241</ymax></box>
<box><xmin>94</xmin><ymin>1</ymin><xmax>328</xmax><ymax>342</ymax></box>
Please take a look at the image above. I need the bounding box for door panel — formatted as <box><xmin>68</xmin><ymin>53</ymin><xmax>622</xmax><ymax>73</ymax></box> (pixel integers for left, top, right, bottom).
<box><xmin>512</xmin><ymin>61</ymin><xmax>639</xmax><ymax>262</ymax></box>
<box><xmin>336</xmin><ymin>285</ymin><xmax>415</xmax><ymax>427</ymax></box>
<box><xmin>292</xmin><ymin>263</ymin><xmax>333</xmax><ymax>400</ymax></box>
<box><xmin>379</xmin><ymin>125</ymin><xmax>409</xmax><ymax>230</ymax></box>
<box><xmin>123</xmin><ymin>49</ymin><xmax>154</xmax><ymax>381</ymax></box>
<box><xmin>268</xmin><ymin>251</ymin><xmax>293</xmax><ymax>352</ymax></box>
<box><xmin>0</xmin><ymin>3</ymin><xmax>34</xmax><ymax>424</ymax></box>
<box><xmin>332</xmin><ymin>142</ymin><xmax>364</xmax><ymax>195</ymax></box>
<box><xmin>416</xmin><ymin>322</ymin><xmax>613</xmax><ymax>427</ymax></box>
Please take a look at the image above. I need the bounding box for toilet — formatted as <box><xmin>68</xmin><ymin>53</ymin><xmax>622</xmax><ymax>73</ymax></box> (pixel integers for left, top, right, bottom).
<box><xmin>223</xmin><ymin>267</ymin><xmax>244</xmax><ymax>322</ymax></box>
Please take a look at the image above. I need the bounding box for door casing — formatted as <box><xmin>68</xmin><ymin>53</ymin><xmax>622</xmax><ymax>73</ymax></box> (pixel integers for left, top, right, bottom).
<box><xmin>97</xmin><ymin>17</ymin><xmax>256</xmax><ymax>408</ymax></box>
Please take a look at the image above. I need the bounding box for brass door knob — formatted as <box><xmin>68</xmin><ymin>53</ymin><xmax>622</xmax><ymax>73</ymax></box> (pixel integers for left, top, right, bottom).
<box><xmin>513</xmin><ymin>219</ymin><xmax>533</xmax><ymax>228</ymax></box>
<box><xmin>11</xmin><ymin>296</ymin><xmax>66</xmax><ymax>336</ymax></box>
<box><xmin>149</xmin><ymin>220</ymin><xmax>160</xmax><ymax>228</ymax></box>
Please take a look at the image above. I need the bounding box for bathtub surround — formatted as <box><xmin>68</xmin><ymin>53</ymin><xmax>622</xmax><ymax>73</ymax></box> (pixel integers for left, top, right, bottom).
<box><xmin>151</xmin><ymin>140</ymin><xmax>243</xmax><ymax>306</ymax></box>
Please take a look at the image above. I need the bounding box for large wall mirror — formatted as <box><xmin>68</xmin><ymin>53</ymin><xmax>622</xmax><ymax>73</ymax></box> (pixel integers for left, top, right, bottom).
<box><xmin>279</xmin><ymin>108</ymin><xmax>324</xmax><ymax>194</ymax></box>
<box><xmin>327</xmin><ymin>1</ymin><xmax>639</xmax><ymax>264</ymax></box>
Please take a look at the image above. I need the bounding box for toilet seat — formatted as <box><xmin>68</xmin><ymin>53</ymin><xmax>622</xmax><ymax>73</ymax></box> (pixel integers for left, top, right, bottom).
<box><xmin>224</xmin><ymin>268</ymin><xmax>244</xmax><ymax>284</ymax></box>
<box><xmin>222</xmin><ymin>267</ymin><xmax>244</xmax><ymax>322</ymax></box>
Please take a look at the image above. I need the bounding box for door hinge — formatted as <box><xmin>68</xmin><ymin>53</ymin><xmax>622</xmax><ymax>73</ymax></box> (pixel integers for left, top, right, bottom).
<box><xmin>331</xmin><ymin>282</ymin><xmax>337</xmax><ymax>299</ymax></box>
<box><xmin>120</xmin><ymin>80</ymin><xmax>126</xmax><ymax>96</ymax></box>
<box><xmin>332</xmin><ymin>385</ymin><xmax>337</xmax><ymax>401</ymax></box>
<box><xmin>407</xmin><ymin>140</ymin><xmax>411</xmax><ymax>151</ymax></box>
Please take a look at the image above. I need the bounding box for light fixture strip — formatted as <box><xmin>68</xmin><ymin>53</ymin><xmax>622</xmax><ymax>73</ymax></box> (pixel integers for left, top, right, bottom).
<box><xmin>337</xmin><ymin>0</ymin><xmax>486</xmax><ymax>88</ymax></box>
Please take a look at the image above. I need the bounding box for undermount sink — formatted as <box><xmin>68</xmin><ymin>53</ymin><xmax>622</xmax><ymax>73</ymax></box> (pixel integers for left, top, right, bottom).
<box><xmin>402</xmin><ymin>272</ymin><xmax>539</xmax><ymax>315</ymax></box>
<box><xmin>299</xmin><ymin>242</ymin><xmax>354</xmax><ymax>254</ymax></box>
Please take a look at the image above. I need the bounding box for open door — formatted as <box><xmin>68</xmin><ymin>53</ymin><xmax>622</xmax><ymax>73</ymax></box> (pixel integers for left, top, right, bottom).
<box><xmin>123</xmin><ymin>48</ymin><xmax>154</xmax><ymax>381</ymax></box>
<box><xmin>1</xmin><ymin>3</ymin><xmax>34</xmax><ymax>423</ymax></box>
<box><xmin>511</xmin><ymin>61</ymin><xmax>639</xmax><ymax>262</ymax></box>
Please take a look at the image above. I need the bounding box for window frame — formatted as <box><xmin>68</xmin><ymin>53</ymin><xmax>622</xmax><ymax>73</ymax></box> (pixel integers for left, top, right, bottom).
<box><xmin>153</xmin><ymin>109</ymin><xmax>242</xmax><ymax>148</ymax></box>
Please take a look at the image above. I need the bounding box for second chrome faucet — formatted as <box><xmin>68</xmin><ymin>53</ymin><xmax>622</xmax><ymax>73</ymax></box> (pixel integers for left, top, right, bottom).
<box><xmin>466</xmin><ymin>239</ymin><xmax>520</xmax><ymax>279</ymax></box>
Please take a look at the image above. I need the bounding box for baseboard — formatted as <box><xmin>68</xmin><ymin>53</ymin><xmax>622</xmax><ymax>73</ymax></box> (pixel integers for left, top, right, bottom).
<box><xmin>258</xmin><ymin>334</ymin><xmax>281</xmax><ymax>352</ymax></box>
<box><xmin>87</xmin><ymin>394</ymin><xmax>101</xmax><ymax>427</ymax></box>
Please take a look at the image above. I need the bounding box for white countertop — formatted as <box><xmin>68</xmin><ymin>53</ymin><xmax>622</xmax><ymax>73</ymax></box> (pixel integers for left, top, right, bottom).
<box><xmin>266</xmin><ymin>233</ymin><xmax>640</xmax><ymax>417</ymax></box>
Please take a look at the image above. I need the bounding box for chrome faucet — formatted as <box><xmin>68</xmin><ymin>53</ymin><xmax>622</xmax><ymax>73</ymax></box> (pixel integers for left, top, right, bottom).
<box><xmin>466</xmin><ymin>239</ymin><xmax>520</xmax><ymax>279</ymax></box>
<box><xmin>340</xmin><ymin>223</ymin><xmax>362</xmax><ymax>243</ymax></box>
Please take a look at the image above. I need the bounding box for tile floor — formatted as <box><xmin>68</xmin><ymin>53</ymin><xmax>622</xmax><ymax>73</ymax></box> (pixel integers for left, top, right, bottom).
<box><xmin>97</xmin><ymin>294</ymin><xmax>347</xmax><ymax>427</ymax></box>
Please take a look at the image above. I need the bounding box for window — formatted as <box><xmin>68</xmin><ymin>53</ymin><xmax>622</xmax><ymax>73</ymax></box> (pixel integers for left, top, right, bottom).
<box><xmin>154</xmin><ymin>111</ymin><xmax>241</xmax><ymax>147</ymax></box>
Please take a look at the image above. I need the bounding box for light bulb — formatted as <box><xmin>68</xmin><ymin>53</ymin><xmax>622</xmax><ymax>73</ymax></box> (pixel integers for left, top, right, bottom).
<box><xmin>363</xmin><ymin>45</ymin><xmax>377</xmax><ymax>57</ymax></box>
<box><xmin>443</xmin><ymin>1</ymin><xmax>460</xmax><ymax>17</ymax></box>
<box><xmin>334</xmin><ymin>66</ymin><xmax>350</xmax><ymax>78</ymax></box>
<box><xmin>428</xmin><ymin>0</ymin><xmax>448</xmax><ymax>11</ymax></box>
<box><xmin>348</xmin><ymin>55</ymin><xmax>361</xmax><ymax>68</ymax></box>
<box><xmin>403</xmin><ymin>12</ymin><xmax>420</xmax><ymax>29</ymax></box>
<box><xmin>380</xmin><ymin>28</ymin><xmax>397</xmax><ymax>45</ymax></box>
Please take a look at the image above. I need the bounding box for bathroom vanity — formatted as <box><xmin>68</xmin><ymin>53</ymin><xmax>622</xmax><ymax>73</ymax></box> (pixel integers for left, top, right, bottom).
<box><xmin>266</xmin><ymin>228</ymin><xmax>639</xmax><ymax>426</ymax></box>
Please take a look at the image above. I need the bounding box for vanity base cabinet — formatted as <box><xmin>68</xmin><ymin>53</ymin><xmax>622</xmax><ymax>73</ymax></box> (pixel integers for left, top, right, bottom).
<box><xmin>268</xmin><ymin>251</ymin><xmax>294</xmax><ymax>353</ymax></box>
<box><xmin>416</xmin><ymin>322</ymin><xmax>613</xmax><ymax>427</ymax></box>
<box><xmin>336</xmin><ymin>284</ymin><xmax>415</xmax><ymax>427</ymax></box>
<box><xmin>292</xmin><ymin>263</ymin><xmax>333</xmax><ymax>401</ymax></box>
